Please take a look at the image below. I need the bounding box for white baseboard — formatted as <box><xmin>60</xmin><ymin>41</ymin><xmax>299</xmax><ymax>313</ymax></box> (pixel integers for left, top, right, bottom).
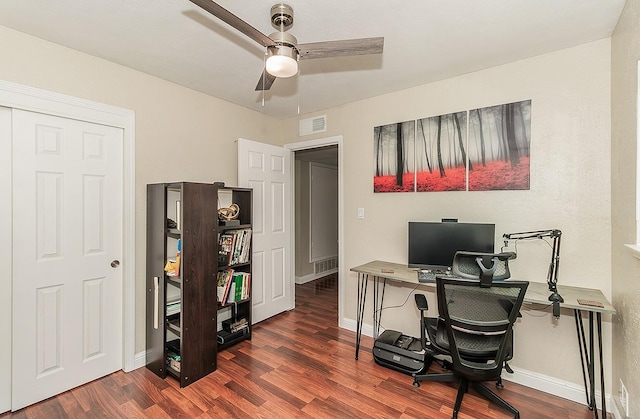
<box><xmin>295</xmin><ymin>269</ymin><xmax>338</xmax><ymax>285</ymax></box>
<box><xmin>133</xmin><ymin>351</ymin><xmax>147</xmax><ymax>370</ymax></box>
<box><xmin>340</xmin><ymin>317</ymin><xmax>620</xmax><ymax>417</ymax></box>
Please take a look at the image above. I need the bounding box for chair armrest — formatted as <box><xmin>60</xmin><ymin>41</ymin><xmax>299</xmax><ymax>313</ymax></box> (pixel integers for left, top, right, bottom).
<box><xmin>415</xmin><ymin>293</ymin><xmax>429</xmax><ymax>311</ymax></box>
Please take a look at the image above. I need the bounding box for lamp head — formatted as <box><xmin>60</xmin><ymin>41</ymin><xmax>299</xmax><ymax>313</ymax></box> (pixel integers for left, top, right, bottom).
<box><xmin>266</xmin><ymin>46</ymin><xmax>298</xmax><ymax>78</ymax></box>
<box><xmin>265</xmin><ymin>32</ymin><xmax>298</xmax><ymax>78</ymax></box>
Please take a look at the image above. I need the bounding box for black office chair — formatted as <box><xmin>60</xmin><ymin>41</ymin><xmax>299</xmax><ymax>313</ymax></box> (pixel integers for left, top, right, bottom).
<box><xmin>414</xmin><ymin>251</ymin><xmax>518</xmax><ymax>381</ymax></box>
<box><xmin>414</xmin><ymin>275</ymin><xmax>529</xmax><ymax>419</ymax></box>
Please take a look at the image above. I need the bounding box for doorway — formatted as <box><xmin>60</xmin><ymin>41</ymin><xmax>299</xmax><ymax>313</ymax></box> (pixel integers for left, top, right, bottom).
<box><xmin>294</xmin><ymin>145</ymin><xmax>339</xmax><ymax>284</ymax></box>
<box><xmin>287</xmin><ymin>136</ymin><xmax>343</xmax><ymax>323</ymax></box>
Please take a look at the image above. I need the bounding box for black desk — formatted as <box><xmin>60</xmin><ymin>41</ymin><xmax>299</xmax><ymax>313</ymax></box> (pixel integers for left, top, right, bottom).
<box><xmin>351</xmin><ymin>260</ymin><xmax>616</xmax><ymax>419</ymax></box>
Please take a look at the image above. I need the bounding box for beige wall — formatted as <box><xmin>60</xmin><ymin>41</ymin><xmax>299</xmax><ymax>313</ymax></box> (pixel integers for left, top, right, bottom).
<box><xmin>0</xmin><ymin>25</ymin><xmax>284</xmax><ymax>354</ymax></box>
<box><xmin>611</xmin><ymin>0</ymin><xmax>640</xmax><ymax>416</ymax></box>
<box><xmin>284</xmin><ymin>40</ymin><xmax>613</xmax><ymax>390</ymax></box>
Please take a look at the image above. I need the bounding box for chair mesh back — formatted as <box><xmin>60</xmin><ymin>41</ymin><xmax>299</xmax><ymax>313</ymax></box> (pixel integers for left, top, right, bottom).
<box><xmin>436</xmin><ymin>277</ymin><xmax>528</xmax><ymax>380</ymax></box>
<box><xmin>452</xmin><ymin>251</ymin><xmax>514</xmax><ymax>282</ymax></box>
<box><xmin>443</xmin><ymin>283</ymin><xmax>520</xmax><ymax>326</ymax></box>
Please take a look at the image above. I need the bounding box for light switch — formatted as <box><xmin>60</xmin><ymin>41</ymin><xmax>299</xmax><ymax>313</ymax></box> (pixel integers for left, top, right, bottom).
<box><xmin>357</xmin><ymin>208</ymin><xmax>365</xmax><ymax>219</ymax></box>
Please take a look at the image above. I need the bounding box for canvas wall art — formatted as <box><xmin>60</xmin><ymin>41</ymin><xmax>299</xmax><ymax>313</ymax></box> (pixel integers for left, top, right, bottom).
<box><xmin>373</xmin><ymin>120</ymin><xmax>415</xmax><ymax>192</ymax></box>
<box><xmin>467</xmin><ymin>100</ymin><xmax>531</xmax><ymax>191</ymax></box>
<box><xmin>373</xmin><ymin>100</ymin><xmax>531</xmax><ymax>193</ymax></box>
<box><xmin>415</xmin><ymin>111</ymin><xmax>467</xmax><ymax>192</ymax></box>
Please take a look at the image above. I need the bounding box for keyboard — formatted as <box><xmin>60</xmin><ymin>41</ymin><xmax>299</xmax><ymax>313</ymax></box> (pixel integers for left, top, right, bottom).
<box><xmin>417</xmin><ymin>270</ymin><xmax>457</xmax><ymax>283</ymax></box>
<box><xmin>417</xmin><ymin>270</ymin><xmax>439</xmax><ymax>283</ymax></box>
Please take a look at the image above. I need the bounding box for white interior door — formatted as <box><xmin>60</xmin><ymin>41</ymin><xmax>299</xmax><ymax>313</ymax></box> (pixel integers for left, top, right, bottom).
<box><xmin>11</xmin><ymin>109</ymin><xmax>123</xmax><ymax>410</ymax></box>
<box><xmin>238</xmin><ymin>138</ymin><xmax>293</xmax><ymax>323</ymax></box>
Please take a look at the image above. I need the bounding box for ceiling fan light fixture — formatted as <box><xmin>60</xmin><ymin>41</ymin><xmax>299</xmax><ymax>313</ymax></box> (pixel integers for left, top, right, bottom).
<box><xmin>266</xmin><ymin>46</ymin><xmax>298</xmax><ymax>78</ymax></box>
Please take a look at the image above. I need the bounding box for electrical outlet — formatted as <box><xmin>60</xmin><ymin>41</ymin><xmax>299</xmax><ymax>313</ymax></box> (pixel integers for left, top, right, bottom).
<box><xmin>620</xmin><ymin>379</ymin><xmax>629</xmax><ymax>417</ymax></box>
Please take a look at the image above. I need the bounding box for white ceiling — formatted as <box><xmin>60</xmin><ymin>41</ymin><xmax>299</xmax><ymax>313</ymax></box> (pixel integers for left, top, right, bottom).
<box><xmin>0</xmin><ymin>0</ymin><xmax>625</xmax><ymax>119</ymax></box>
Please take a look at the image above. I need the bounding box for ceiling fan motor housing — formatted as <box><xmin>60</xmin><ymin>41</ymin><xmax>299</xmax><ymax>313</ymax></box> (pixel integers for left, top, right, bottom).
<box><xmin>271</xmin><ymin>4</ymin><xmax>294</xmax><ymax>30</ymax></box>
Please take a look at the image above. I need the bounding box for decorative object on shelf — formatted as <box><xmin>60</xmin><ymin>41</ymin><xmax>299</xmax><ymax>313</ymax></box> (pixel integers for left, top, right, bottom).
<box><xmin>218</xmin><ymin>203</ymin><xmax>240</xmax><ymax>221</ymax></box>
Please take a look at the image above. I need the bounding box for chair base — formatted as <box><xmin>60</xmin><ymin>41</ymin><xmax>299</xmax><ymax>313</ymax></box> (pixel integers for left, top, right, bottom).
<box><xmin>413</xmin><ymin>371</ymin><xmax>457</xmax><ymax>387</ymax></box>
<box><xmin>413</xmin><ymin>371</ymin><xmax>519</xmax><ymax>419</ymax></box>
<box><xmin>452</xmin><ymin>378</ymin><xmax>519</xmax><ymax>419</ymax></box>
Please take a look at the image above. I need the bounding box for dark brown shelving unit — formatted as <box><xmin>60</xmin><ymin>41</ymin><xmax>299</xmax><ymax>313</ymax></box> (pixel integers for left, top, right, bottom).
<box><xmin>146</xmin><ymin>183</ymin><xmax>253</xmax><ymax>387</ymax></box>
<box><xmin>146</xmin><ymin>182</ymin><xmax>218</xmax><ymax>387</ymax></box>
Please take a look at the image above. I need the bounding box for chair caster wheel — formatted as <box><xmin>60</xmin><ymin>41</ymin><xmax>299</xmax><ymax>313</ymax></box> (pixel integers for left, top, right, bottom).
<box><xmin>413</xmin><ymin>381</ymin><xmax>420</xmax><ymax>388</ymax></box>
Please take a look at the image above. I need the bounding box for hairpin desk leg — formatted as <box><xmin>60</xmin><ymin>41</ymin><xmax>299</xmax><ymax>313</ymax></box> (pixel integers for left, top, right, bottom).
<box><xmin>597</xmin><ymin>312</ymin><xmax>606</xmax><ymax>419</ymax></box>
<box><xmin>574</xmin><ymin>309</ymin><xmax>607</xmax><ymax>419</ymax></box>
<box><xmin>355</xmin><ymin>273</ymin><xmax>368</xmax><ymax>360</ymax></box>
<box><xmin>372</xmin><ymin>276</ymin><xmax>387</xmax><ymax>339</ymax></box>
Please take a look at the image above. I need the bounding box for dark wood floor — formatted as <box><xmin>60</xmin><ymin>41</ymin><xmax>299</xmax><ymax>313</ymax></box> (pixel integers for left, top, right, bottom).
<box><xmin>2</xmin><ymin>273</ymin><xmax>607</xmax><ymax>418</ymax></box>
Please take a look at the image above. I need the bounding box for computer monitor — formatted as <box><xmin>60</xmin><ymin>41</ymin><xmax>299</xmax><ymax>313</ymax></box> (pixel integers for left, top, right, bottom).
<box><xmin>408</xmin><ymin>221</ymin><xmax>496</xmax><ymax>271</ymax></box>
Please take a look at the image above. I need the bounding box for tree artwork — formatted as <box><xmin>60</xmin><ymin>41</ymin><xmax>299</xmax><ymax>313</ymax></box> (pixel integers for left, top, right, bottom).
<box><xmin>467</xmin><ymin>100</ymin><xmax>531</xmax><ymax>191</ymax></box>
<box><xmin>415</xmin><ymin>111</ymin><xmax>467</xmax><ymax>191</ymax></box>
<box><xmin>372</xmin><ymin>100</ymin><xmax>531</xmax><ymax>193</ymax></box>
<box><xmin>373</xmin><ymin>121</ymin><xmax>415</xmax><ymax>192</ymax></box>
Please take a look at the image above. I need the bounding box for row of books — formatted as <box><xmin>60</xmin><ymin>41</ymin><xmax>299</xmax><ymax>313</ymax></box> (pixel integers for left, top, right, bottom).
<box><xmin>223</xmin><ymin>317</ymin><xmax>248</xmax><ymax>333</ymax></box>
<box><xmin>218</xmin><ymin>229</ymin><xmax>251</xmax><ymax>266</ymax></box>
<box><xmin>216</xmin><ymin>269</ymin><xmax>251</xmax><ymax>304</ymax></box>
<box><xmin>166</xmin><ymin>299</ymin><xmax>181</xmax><ymax>316</ymax></box>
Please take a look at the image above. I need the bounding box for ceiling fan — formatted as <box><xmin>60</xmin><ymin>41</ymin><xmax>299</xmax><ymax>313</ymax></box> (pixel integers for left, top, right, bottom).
<box><xmin>188</xmin><ymin>0</ymin><xmax>384</xmax><ymax>91</ymax></box>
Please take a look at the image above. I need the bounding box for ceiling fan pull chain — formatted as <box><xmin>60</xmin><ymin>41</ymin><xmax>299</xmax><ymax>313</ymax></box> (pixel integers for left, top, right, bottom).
<box><xmin>262</xmin><ymin>53</ymin><xmax>266</xmax><ymax>106</ymax></box>
<box><xmin>297</xmin><ymin>54</ymin><xmax>301</xmax><ymax>115</ymax></box>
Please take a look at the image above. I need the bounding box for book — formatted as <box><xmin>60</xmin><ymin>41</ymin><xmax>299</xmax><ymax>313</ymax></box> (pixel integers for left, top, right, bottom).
<box><xmin>234</xmin><ymin>273</ymin><xmax>243</xmax><ymax>301</ymax></box>
<box><xmin>239</xmin><ymin>230</ymin><xmax>252</xmax><ymax>264</ymax></box>
<box><xmin>218</xmin><ymin>233</ymin><xmax>236</xmax><ymax>266</ymax></box>
<box><xmin>217</xmin><ymin>269</ymin><xmax>234</xmax><ymax>303</ymax></box>
<box><xmin>241</xmin><ymin>273</ymin><xmax>251</xmax><ymax>300</ymax></box>
<box><xmin>217</xmin><ymin>327</ymin><xmax>250</xmax><ymax>345</ymax></box>
<box><xmin>225</xmin><ymin>282</ymin><xmax>235</xmax><ymax>304</ymax></box>
<box><xmin>222</xmin><ymin>317</ymin><xmax>248</xmax><ymax>333</ymax></box>
<box><xmin>175</xmin><ymin>200</ymin><xmax>181</xmax><ymax>231</ymax></box>
<box><xmin>166</xmin><ymin>299</ymin><xmax>181</xmax><ymax>315</ymax></box>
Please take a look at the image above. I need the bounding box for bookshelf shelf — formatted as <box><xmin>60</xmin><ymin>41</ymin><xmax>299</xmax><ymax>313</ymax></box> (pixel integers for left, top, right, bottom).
<box><xmin>166</xmin><ymin>276</ymin><xmax>182</xmax><ymax>288</ymax></box>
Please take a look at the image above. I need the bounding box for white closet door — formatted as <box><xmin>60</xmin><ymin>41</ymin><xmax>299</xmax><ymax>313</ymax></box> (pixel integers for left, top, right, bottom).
<box><xmin>11</xmin><ymin>109</ymin><xmax>123</xmax><ymax>410</ymax></box>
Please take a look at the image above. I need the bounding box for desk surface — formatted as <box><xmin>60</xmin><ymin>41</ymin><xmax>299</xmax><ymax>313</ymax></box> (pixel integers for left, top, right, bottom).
<box><xmin>351</xmin><ymin>260</ymin><xmax>616</xmax><ymax>315</ymax></box>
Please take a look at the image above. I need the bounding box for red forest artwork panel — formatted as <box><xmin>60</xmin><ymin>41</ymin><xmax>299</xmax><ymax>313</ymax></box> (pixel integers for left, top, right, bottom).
<box><xmin>415</xmin><ymin>111</ymin><xmax>467</xmax><ymax>192</ymax></box>
<box><xmin>373</xmin><ymin>121</ymin><xmax>415</xmax><ymax>192</ymax></box>
<box><xmin>468</xmin><ymin>100</ymin><xmax>531</xmax><ymax>191</ymax></box>
<box><xmin>373</xmin><ymin>100</ymin><xmax>531</xmax><ymax>193</ymax></box>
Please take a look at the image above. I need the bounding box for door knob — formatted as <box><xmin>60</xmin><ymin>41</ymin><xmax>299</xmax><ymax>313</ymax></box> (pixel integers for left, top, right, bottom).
<box><xmin>111</xmin><ymin>260</ymin><xmax>120</xmax><ymax>268</ymax></box>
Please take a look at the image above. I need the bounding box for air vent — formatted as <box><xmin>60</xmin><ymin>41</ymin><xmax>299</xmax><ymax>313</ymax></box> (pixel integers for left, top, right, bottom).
<box><xmin>314</xmin><ymin>257</ymin><xmax>338</xmax><ymax>274</ymax></box>
<box><xmin>299</xmin><ymin>115</ymin><xmax>327</xmax><ymax>136</ymax></box>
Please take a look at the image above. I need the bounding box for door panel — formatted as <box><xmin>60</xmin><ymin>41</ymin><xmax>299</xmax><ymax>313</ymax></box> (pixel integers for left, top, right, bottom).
<box><xmin>238</xmin><ymin>138</ymin><xmax>292</xmax><ymax>323</ymax></box>
<box><xmin>12</xmin><ymin>109</ymin><xmax>123</xmax><ymax>410</ymax></box>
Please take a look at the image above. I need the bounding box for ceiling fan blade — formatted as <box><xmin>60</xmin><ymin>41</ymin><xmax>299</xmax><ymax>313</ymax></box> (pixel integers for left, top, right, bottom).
<box><xmin>298</xmin><ymin>37</ymin><xmax>384</xmax><ymax>60</ymax></box>
<box><xmin>255</xmin><ymin>70</ymin><xmax>277</xmax><ymax>91</ymax></box>
<box><xmin>188</xmin><ymin>0</ymin><xmax>276</xmax><ymax>48</ymax></box>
